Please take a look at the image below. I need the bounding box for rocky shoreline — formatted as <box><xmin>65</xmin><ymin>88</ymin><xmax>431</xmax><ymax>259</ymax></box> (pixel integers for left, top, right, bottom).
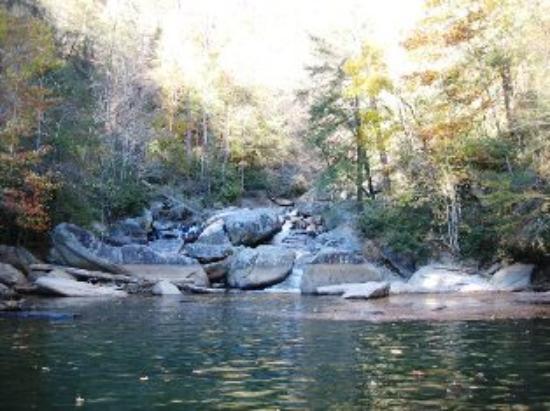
<box><xmin>0</xmin><ymin>196</ymin><xmax>545</xmax><ymax>314</ymax></box>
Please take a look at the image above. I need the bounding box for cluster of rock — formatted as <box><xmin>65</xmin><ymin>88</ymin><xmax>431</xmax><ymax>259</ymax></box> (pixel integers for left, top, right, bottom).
<box><xmin>0</xmin><ymin>196</ymin><xmax>541</xmax><ymax>308</ymax></box>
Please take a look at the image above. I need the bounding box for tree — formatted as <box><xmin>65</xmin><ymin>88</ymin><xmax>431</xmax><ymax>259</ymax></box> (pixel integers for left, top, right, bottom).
<box><xmin>0</xmin><ymin>6</ymin><xmax>59</xmax><ymax>237</ymax></box>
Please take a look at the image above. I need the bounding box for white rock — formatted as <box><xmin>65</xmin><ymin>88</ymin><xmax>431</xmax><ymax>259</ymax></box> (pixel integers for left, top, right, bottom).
<box><xmin>151</xmin><ymin>280</ymin><xmax>181</xmax><ymax>295</ymax></box>
<box><xmin>35</xmin><ymin>277</ymin><xmax>127</xmax><ymax>297</ymax></box>
<box><xmin>490</xmin><ymin>263</ymin><xmax>535</xmax><ymax>291</ymax></box>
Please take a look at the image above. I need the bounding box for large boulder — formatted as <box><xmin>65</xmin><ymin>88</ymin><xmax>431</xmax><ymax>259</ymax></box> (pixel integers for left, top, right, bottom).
<box><xmin>51</xmin><ymin>223</ymin><xmax>128</xmax><ymax>274</ymax></box>
<box><xmin>124</xmin><ymin>264</ymin><xmax>209</xmax><ymax>288</ymax></box>
<box><xmin>402</xmin><ymin>265</ymin><xmax>492</xmax><ymax>294</ymax></box>
<box><xmin>300</xmin><ymin>263</ymin><xmax>386</xmax><ymax>294</ymax></box>
<box><xmin>0</xmin><ymin>245</ymin><xmax>40</xmax><ymax>275</ymax></box>
<box><xmin>490</xmin><ymin>263</ymin><xmax>535</xmax><ymax>291</ymax></box>
<box><xmin>222</xmin><ymin>208</ymin><xmax>282</xmax><ymax>246</ymax></box>
<box><xmin>34</xmin><ymin>277</ymin><xmax>127</xmax><ymax>297</ymax></box>
<box><xmin>182</xmin><ymin>243</ymin><xmax>233</xmax><ymax>264</ymax></box>
<box><xmin>151</xmin><ymin>280</ymin><xmax>181</xmax><ymax>295</ymax></box>
<box><xmin>228</xmin><ymin>245</ymin><xmax>295</xmax><ymax>289</ymax></box>
<box><xmin>381</xmin><ymin>246</ymin><xmax>417</xmax><ymax>278</ymax></box>
<box><xmin>0</xmin><ymin>263</ymin><xmax>27</xmax><ymax>287</ymax></box>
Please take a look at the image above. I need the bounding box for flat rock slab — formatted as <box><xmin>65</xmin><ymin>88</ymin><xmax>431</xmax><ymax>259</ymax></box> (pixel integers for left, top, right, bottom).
<box><xmin>301</xmin><ymin>263</ymin><xmax>386</xmax><ymax>294</ymax></box>
<box><xmin>35</xmin><ymin>277</ymin><xmax>127</xmax><ymax>297</ymax></box>
<box><xmin>317</xmin><ymin>282</ymin><xmax>390</xmax><ymax>299</ymax></box>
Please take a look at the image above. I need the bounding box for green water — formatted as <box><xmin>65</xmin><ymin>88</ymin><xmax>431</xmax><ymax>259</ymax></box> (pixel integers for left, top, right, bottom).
<box><xmin>1</xmin><ymin>294</ymin><xmax>549</xmax><ymax>410</ymax></box>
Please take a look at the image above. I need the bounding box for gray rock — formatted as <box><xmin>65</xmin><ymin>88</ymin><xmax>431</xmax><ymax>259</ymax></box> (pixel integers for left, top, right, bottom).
<box><xmin>120</xmin><ymin>244</ymin><xmax>196</xmax><ymax>265</ymax></box>
<box><xmin>151</xmin><ymin>280</ymin><xmax>181</xmax><ymax>295</ymax></box>
<box><xmin>0</xmin><ymin>263</ymin><xmax>27</xmax><ymax>286</ymax></box>
<box><xmin>223</xmin><ymin>208</ymin><xmax>282</xmax><ymax>246</ymax></box>
<box><xmin>34</xmin><ymin>277</ymin><xmax>127</xmax><ymax>297</ymax></box>
<box><xmin>196</xmin><ymin>219</ymin><xmax>230</xmax><ymax>244</ymax></box>
<box><xmin>315</xmin><ymin>224</ymin><xmax>362</xmax><ymax>253</ymax></box>
<box><xmin>123</xmin><ymin>264</ymin><xmax>209</xmax><ymax>288</ymax></box>
<box><xmin>0</xmin><ymin>283</ymin><xmax>16</xmax><ymax>299</ymax></box>
<box><xmin>51</xmin><ymin>223</ymin><xmax>128</xmax><ymax>274</ymax></box>
<box><xmin>342</xmin><ymin>282</ymin><xmax>390</xmax><ymax>300</ymax></box>
<box><xmin>310</xmin><ymin>248</ymin><xmax>365</xmax><ymax>265</ymax></box>
<box><xmin>228</xmin><ymin>245</ymin><xmax>295</xmax><ymax>289</ymax></box>
<box><xmin>300</xmin><ymin>263</ymin><xmax>386</xmax><ymax>294</ymax></box>
<box><xmin>490</xmin><ymin>263</ymin><xmax>535</xmax><ymax>291</ymax></box>
<box><xmin>0</xmin><ymin>245</ymin><xmax>40</xmax><ymax>275</ymax></box>
<box><xmin>105</xmin><ymin>218</ymin><xmax>149</xmax><ymax>246</ymax></box>
<box><xmin>183</xmin><ymin>243</ymin><xmax>233</xmax><ymax>263</ymax></box>
<box><xmin>203</xmin><ymin>257</ymin><xmax>233</xmax><ymax>282</ymax></box>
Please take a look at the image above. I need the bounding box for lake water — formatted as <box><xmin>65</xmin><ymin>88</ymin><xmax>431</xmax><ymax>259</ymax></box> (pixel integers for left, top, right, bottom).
<box><xmin>1</xmin><ymin>294</ymin><xmax>550</xmax><ymax>410</ymax></box>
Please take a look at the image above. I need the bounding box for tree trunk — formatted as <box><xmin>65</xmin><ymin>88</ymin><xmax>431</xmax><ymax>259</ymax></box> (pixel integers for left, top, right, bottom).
<box><xmin>222</xmin><ymin>103</ymin><xmax>230</xmax><ymax>184</ymax></box>
<box><xmin>370</xmin><ymin>97</ymin><xmax>391</xmax><ymax>193</ymax></box>
<box><xmin>353</xmin><ymin>96</ymin><xmax>364</xmax><ymax>205</ymax></box>
<box><xmin>185</xmin><ymin>96</ymin><xmax>192</xmax><ymax>163</ymax></box>
<box><xmin>500</xmin><ymin>62</ymin><xmax>519</xmax><ymax>144</ymax></box>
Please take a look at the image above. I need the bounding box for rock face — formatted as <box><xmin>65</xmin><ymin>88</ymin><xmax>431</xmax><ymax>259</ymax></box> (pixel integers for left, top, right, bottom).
<box><xmin>35</xmin><ymin>277</ymin><xmax>127</xmax><ymax>297</ymax></box>
<box><xmin>51</xmin><ymin>223</ymin><xmax>128</xmax><ymax>274</ymax></box>
<box><xmin>490</xmin><ymin>263</ymin><xmax>535</xmax><ymax>291</ymax></box>
<box><xmin>0</xmin><ymin>263</ymin><xmax>27</xmax><ymax>287</ymax></box>
<box><xmin>401</xmin><ymin>265</ymin><xmax>492</xmax><ymax>294</ymax></box>
<box><xmin>228</xmin><ymin>245</ymin><xmax>295</xmax><ymax>289</ymax></box>
<box><xmin>151</xmin><ymin>280</ymin><xmax>181</xmax><ymax>295</ymax></box>
<box><xmin>300</xmin><ymin>263</ymin><xmax>386</xmax><ymax>294</ymax></box>
<box><xmin>341</xmin><ymin>282</ymin><xmax>390</xmax><ymax>300</ymax></box>
<box><xmin>222</xmin><ymin>208</ymin><xmax>282</xmax><ymax>246</ymax></box>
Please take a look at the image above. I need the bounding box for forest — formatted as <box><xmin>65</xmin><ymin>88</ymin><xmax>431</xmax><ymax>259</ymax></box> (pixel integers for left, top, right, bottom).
<box><xmin>0</xmin><ymin>0</ymin><xmax>548</xmax><ymax>267</ymax></box>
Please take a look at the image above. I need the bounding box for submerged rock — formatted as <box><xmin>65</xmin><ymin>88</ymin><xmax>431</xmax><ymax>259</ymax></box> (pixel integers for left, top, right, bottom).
<box><xmin>300</xmin><ymin>263</ymin><xmax>386</xmax><ymax>294</ymax></box>
<box><xmin>228</xmin><ymin>245</ymin><xmax>295</xmax><ymax>289</ymax></box>
<box><xmin>151</xmin><ymin>280</ymin><xmax>181</xmax><ymax>295</ymax></box>
<box><xmin>35</xmin><ymin>277</ymin><xmax>127</xmax><ymax>297</ymax></box>
<box><xmin>490</xmin><ymin>263</ymin><xmax>535</xmax><ymax>291</ymax></box>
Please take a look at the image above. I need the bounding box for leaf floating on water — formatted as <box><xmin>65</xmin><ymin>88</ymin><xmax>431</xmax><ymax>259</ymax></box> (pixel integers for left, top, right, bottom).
<box><xmin>75</xmin><ymin>395</ymin><xmax>85</xmax><ymax>407</ymax></box>
<box><xmin>411</xmin><ymin>370</ymin><xmax>426</xmax><ymax>378</ymax></box>
<box><xmin>390</xmin><ymin>348</ymin><xmax>403</xmax><ymax>355</ymax></box>
<box><xmin>140</xmin><ymin>376</ymin><xmax>149</xmax><ymax>381</ymax></box>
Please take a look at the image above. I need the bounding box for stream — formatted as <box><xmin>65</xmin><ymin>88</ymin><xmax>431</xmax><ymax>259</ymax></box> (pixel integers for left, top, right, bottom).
<box><xmin>1</xmin><ymin>295</ymin><xmax>550</xmax><ymax>410</ymax></box>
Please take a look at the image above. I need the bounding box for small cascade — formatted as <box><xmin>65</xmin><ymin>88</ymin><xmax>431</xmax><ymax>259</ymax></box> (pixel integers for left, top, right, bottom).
<box><xmin>267</xmin><ymin>210</ymin><xmax>323</xmax><ymax>292</ymax></box>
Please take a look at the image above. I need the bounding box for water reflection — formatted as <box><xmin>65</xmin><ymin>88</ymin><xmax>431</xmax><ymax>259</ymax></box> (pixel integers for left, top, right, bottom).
<box><xmin>0</xmin><ymin>295</ymin><xmax>549</xmax><ymax>410</ymax></box>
